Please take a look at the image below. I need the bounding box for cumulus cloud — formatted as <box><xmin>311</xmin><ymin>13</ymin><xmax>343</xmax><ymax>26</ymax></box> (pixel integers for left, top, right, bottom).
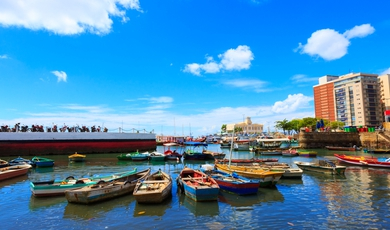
<box><xmin>0</xmin><ymin>54</ymin><xmax>8</xmax><ymax>59</ymax></box>
<box><xmin>51</xmin><ymin>70</ymin><xmax>67</xmax><ymax>82</ymax></box>
<box><xmin>0</xmin><ymin>0</ymin><xmax>142</xmax><ymax>35</ymax></box>
<box><xmin>381</xmin><ymin>68</ymin><xmax>390</xmax><ymax>75</ymax></box>
<box><xmin>184</xmin><ymin>45</ymin><xmax>254</xmax><ymax>76</ymax></box>
<box><xmin>272</xmin><ymin>94</ymin><xmax>313</xmax><ymax>113</ymax></box>
<box><xmin>296</xmin><ymin>24</ymin><xmax>375</xmax><ymax>61</ymax></box>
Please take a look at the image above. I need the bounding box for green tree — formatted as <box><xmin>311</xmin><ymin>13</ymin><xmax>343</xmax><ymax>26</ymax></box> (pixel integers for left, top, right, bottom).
<box><xmin>275</xmin><ymin>119</ymin><xmax>289</xmax><ymax>134</ymax></box>
<box><xmin>221</xmin><ymin>124</ymin><xmax>227</xmax><ymax>132</ymax></box>
<box><xmin>289</xmin><ymin>119</ymin><xmax>302</xmax><ymax>133</ymax></box>
<box><xmin>301</xmin><ymin>117</ymin><xmax>317</xmax><ymax>130</ymax></box>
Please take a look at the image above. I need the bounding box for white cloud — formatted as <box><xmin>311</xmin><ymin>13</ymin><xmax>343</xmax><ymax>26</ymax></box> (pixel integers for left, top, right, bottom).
<box><xmin>272</xmin><ymin>94</ymin><xmax>313</xmax><ymax>113</ymax></box>
<box><xmin>51</xmin><ymin>70</ymin><xmax>67</xmax><ymax>82</ymax></box>
<box><xmin>184</xmin><ymin>45</ymin><xmax>254</xmax><ymax>76</ymax></box>
<box><xmin>223</xmin><ymin>79</ymin><xmax>267</xmax><ymax>93</ymax></box>
<box><xmin>291</xmin><ymin>74</ymin><xmax>318</xmax><ymax>83</ymax></box>
<box><xmin>380</xmin><ymin>68</ymin><xmax>390</xmax><ymax>75</ymax></box>
<box><xmin>0</xmin><ymin>0</ymin><xmax>142</xmax><ymax>35</ymax></box>
<box><xmin>0</xmin><ymin>54</ymin><xmax>8</xmax><ymax>59</ymax></box>
<box><xmin>343</xmin><ymin>24</ymin><xmax>375</xmax><ymax>39</ymax></box>
<box><xmin>296</xmin><ymin>24</ymin><xmax>375</xmax><ymax>61</ymax></box>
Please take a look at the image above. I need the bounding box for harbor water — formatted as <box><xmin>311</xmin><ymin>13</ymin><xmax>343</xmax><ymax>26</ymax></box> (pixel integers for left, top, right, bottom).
<box><xmin>1</xmin><ymin>144</ymin><xmax>390</xmax><ymax>229</ymax></box>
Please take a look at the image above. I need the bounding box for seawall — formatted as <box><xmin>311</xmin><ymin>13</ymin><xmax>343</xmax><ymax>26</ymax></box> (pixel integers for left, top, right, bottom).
<box><xmin>298</xmin><ymin>131</ymin><xmax>390</xmax><ymax>149</ymax></box>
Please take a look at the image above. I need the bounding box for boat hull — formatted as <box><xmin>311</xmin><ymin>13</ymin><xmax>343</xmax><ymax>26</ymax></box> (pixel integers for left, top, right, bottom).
<box><xmin>133</xmin><ymin>171</ymin><xmax>172</xmax><ymax>203</ymax></box>
<box><xmin>0</xmin><ymin>132</ymin><xmax>156</xmax><ymax>156</ymax></box>
<box><xmin>294</xmin><ymin>161</ymin><xmax>346</xmax><ymax>175</ymax></box>
<box><xmin>65</xmin><ymin>169</ymin><xmax>150</xmax><ymax>204</ymax></box>
<box><xmin>177</xmin><ymin>168</ymin><xmax>219</xmax><ymax>201</ymax></box>
<box><xmin>334</xmin><ymin>154</ymin><xmax>390</xmax><ymax>168</ymax></box>
<box><xmin>0</xmin><ymin>165</ymin><xmax>31</xmax><ymax>181</ymax></box>
<box><xmin>30</xmin><ymin>169</ymin><xmax>138</xmax><ymax>197</ymax></box>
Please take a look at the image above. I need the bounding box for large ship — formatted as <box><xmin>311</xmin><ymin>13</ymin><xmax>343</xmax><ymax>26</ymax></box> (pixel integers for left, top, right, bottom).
<box><xmin>0</xmin><ymin>132</ymin><xmax>156</xmax><ymax>156</ymax></box>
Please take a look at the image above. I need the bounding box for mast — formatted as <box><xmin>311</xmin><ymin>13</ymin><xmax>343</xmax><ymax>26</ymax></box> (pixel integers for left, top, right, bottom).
<box><xmin>229</xmin><ymin>125</ymin><xmax>235</xmax><ymax>167</ymax></box>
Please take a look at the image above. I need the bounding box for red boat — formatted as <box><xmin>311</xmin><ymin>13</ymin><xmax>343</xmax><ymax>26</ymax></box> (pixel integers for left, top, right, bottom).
<box><xmin>0</xmin><ymin>164</ymin><xmax>32</xmax><ymax>181</ymax></box>
<box><xmin>334</xmin><ymin>154</ymin><xmax>390</xmax><ymax>168</ymax></box>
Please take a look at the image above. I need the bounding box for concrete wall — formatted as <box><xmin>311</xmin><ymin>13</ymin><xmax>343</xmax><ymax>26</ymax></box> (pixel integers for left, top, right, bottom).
<box><xmin>298</xmin><ymin>131</ymin><xmax>390</xmax><ymax>149</ymax></box>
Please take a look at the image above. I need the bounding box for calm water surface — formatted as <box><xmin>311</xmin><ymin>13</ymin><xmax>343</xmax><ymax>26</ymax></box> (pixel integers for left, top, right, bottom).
<box><xmin>1</xmin><ymin>144</ymin><xmax>390</xmax><ymax>229</ymax></box>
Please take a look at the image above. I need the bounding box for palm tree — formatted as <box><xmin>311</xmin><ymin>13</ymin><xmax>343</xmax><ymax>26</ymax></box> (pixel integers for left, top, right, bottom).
<box><xmin>275</xmin><ymin>119</ymin><xmax>289</xmax><ymax>135</ymax></box>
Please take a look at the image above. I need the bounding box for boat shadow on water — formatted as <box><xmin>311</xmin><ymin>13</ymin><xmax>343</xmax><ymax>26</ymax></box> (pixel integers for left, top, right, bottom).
<box><xmin>0</xmin><ymin>174</ymin><xmax>29</xmax><ymax>188</ymax></box>
<box><xmin>133</xmin><ymin>196</ymin><xmax>173</xmax><ymax>217</ymax></box>
<box><xmin>178</xmin><ymin>191</ymin><xmax>219</xmax><ymax>217</ymax></box>
<box><xmin>29</xmin><ymin>195</ymin><xmax>67</xmax><ymax>211</ymax></box>
<box><xmin>63</xmin><ymin>195</ymin><xmax>136</xmax><ymax>220</ymax></box>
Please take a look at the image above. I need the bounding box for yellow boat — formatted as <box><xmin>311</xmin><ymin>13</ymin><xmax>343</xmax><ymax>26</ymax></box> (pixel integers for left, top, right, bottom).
<box><xmin>68</xmin><ymin>152</ymin><xmax>86</xmax><ymax>162</ymax></box>
<box><xmin>214</xmin><ymin>163</ymin><xmax>284</xmax><ymax>188</ymax></box>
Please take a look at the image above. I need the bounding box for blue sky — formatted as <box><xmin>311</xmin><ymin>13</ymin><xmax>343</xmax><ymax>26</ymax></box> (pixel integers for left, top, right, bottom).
<box><xmin>1</xmin><ymin>0</ymin><xmax>390</xmax><ymax>137</ymax></box>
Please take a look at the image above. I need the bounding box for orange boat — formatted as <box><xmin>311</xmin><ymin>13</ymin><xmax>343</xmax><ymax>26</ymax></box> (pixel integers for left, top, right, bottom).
<box><xmin>334</xmin><ymin>154</ymin><xmax>390</xmax><ymax>168</ymax></box>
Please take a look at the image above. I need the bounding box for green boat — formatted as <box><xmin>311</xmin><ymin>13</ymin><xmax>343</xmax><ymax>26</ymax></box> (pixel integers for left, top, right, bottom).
<box><xmin>117</xmin><ymin>152</ymin><xmax>138</xmax><ymax>160</ymax></box>
<box><xmin>30</xmin><ymin>168</ymin><xmax>138</xmax><ymax>197</ymax></box>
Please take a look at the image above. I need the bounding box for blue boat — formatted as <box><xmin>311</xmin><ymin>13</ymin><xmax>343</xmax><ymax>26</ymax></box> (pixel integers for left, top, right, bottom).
<box><xmin>183</xmin><ymin>142</ymin><xmax>208</xmax><ymax>160</ymax></box>
<box><xmin>201</xmin><ymin>165</ymin><xmax>260</xmax><ymax>196</ymax></box>
<box><xmin>8</xmin><ymin>156</ymin><xmax>35</xmax><ymax>167</ymax></box>
<box><xmin>31</xmin><ymin>156</ymin><xmax>55</xmax><ymax>167</ymax></box>
<box><xmin>177</xmin><ymin>167</ymin><xmax>219</xmax><ymax>201</ymax></box>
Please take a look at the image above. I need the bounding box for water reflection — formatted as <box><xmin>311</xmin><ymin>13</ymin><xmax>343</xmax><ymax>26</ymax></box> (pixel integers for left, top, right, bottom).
<box><xmin>0</xmin><ymin>174</ymin><xmax>28</xmax><ymax>188</ymax></box>
<box><xmin>178</xmin><ymin>193</ymin><xmax>219</xmax><ymax>216</ymax></box>
<box><xmin>218</xmin><ymin>191</ymin><xmax>263</xmax><ymax>207</ymax></box>
<box><xmin>29</xmin><ymin>195</ymin><xmax>67</xmax><ymax>211</ymax></box>
<box><xmin>133</xmin><ymin>196</ymin><xmax>172</xmax><ymax>217</ymax></box>
<box><xmin>63</xmin><ymin>195</ymin><xmax>135</xmax><ymax>220</ymax></box>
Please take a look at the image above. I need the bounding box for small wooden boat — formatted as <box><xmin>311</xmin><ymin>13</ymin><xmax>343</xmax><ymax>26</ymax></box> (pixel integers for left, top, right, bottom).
<box><xmin>0</xmin><ymin>159</ymin><xmax>9</xmax><ymax>168</ymax></box>
<box><xmin>31</xmin><ymin>156</ymin><xmax>55</xmax><ymax>167</ymax></box>
<box><xmin>131</xmin><ymin>152</ymin><xmax>150</xmax><ymax>161</ymax></box>
<box><xmin>334</xmin><ymin>154</ymin><xmax>390</xmax><ymax>168</ymax></box>
<box><xmin>325</xmin><ymin>146</ymin><xmax>359</xmax><ymax>151</ymax></box>
<box><xmin>133</xmin><ymin>169</ymin><xmax>172</xmax><ymax>203</ymax></box>
<box><xmin>177</xmin><ymin>167</ymin><xmax>219</xmax><ymax>201</ymax></box>
<box><xmin>214</xmin><ymin>163</ymin><xmax>284</xmax><ymax>188</ymax></box>
<box><xmin>260</xmin><ymin>150</ymin><xmax>282</xmax><ymax>155</ymax></box>
<box><xmin>363</xmin><ymin>148</ymin><xmax>390</xmax><ymax>154</ymax></box>
<box><xmin>163</xmin><ymin>143</ymin><xmax>183</xmax><ymax>160</ymax></box>
<box><xmin>202</xmin><ymin>150</ymin><xmax>226</xmax><ymax>160</ymax></box>
<box><xmin>281</xmin><ymin>149</ymin><xmax>299</xmax><ymax>157</ymax></box>
<box><xmin>294</xmin><ymin>160</ymin><xmax>346</xmax><ymax>175</ymax></box>
<box><xmin>149</xmin><ymin>151</ymin><xmax>166</xmax><ymax>161</ymax></box>
<box><xmin>68</xmin><ymin>152</ymin><xmax>86</xmax><ymax>162</ymax></box>
<box><xmin>0</xmin><ymin>164</ymin><xmax>32</xmax><ymax>181</ymax></box>
<box><xmin>298</xmin><ymin>150</ymin><xmax>317</xmax><ymax>157</ymax></box>
<box><xmin>65</xmin><ymin>168</ymin><xmax>150</xmax><ymax>204</ymax></box>
<box><xmin>201</xmin><ymin>164</ymin><xmax>260</xmax><ymax>195</ymax></box>
<box><xmin>30</xmin><ymin>168</ymin><xmax>138</xmax><ymax>197</ymax></box>
<box><xmin>8</xmin><ymin>156</ymin><xmax>35</xmax><ymax>166</ymax></box>
<box><xmin>183</xmin><ymin>142</ymin><xmax>208</xmax><ymax>160</ymax></box>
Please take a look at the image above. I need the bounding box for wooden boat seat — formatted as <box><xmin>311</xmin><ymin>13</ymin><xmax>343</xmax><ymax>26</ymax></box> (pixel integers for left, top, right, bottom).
<box><xmin>141</xmin><ymin>180</ymin><xmax>169</xmax><ymax>183</ymax></box>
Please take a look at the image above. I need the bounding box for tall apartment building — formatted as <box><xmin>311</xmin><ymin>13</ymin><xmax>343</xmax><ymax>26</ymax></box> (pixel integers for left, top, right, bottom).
<box><xmin>379</xmin><ymin>74</ymin><xmax>390</xmax><ymax>122</ymax></box>
<box><xmin>314</xmin><ymin>72</ymin><xmax>382</xmax><ymax>127</ymax></box>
